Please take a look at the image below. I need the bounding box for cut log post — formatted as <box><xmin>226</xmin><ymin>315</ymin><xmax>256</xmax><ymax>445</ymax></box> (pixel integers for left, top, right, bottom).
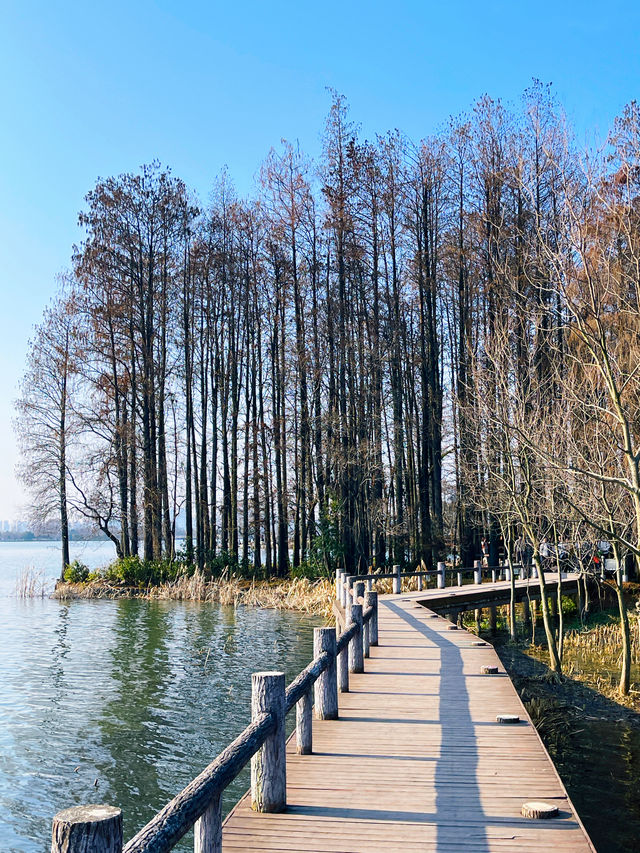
<box><xmin>314</xmin><ymin>627</ymin><xmax>338</xmax><ymax>720</ymax></box>
<box><xmin>491</xmin><ymin>568</ymin><xmax>497</xmax><ymax>583</ymax></box>
<box><xmin>354</xmin><ymin>580</ymin><xmax>365</xmax><ymax>604</ymax></box>
<box><xmin>457</xmin><ymin>570</ymin><xmax>462</xmax><ymax>587</ymax></box>
<box><xmin>521</xmin><ymin>802</ymin><xmax>559</xmax><ymax>819</ymax></box>
<box><xmin>363</xmin><ymin>616</ymin><xmax>370</xmax><ymax>658</ymax></box>
<box><xmin>480</xmin><ymin>665</ymin><xmax>498</xmax><ymax>674</ymax></box>
<box><xmin>194</xmin><ymin>792</ymin><xmax>222</xmax><ymax>853</ymax></box>
<box><xmin>343</xmin><ymin>576</ymin><xmax>352</xmax><ymax>610</ymax></box>
<box><xmin>348</xmin><ymin>604</ymin><xmax>364</xmax><ymax>673</ymax></box>
<box><xmin>365</xmin><ymin>590</ymin><xmax>378</xmax><ymax>646</ymax></box>
<box><xmin>437</xmin><ymin>561</ymin><xmax>446</xmax><ymax>589</ymax></box>
<box><xmin>366</xmin><ymin>576</ymin><xmax>373</xmax><ymax>592</ymax></box>
<box><xmin>504</xmin><ymin>564</ymin><xmax>511</xmax><ymax>582</ymax></box>
<box><xmin>392</xmin><ymin>564</ymin><xmax>401</xmax><ymax>594</ymax></box>
<box><xmin>51</xmin><ymin>805</ymin><xmax>123</xmax><ymax>853</ymax></box>
<box><xmin>337</xmin><ymin>638</ymin><xmax>349</xmax><ymax>692</ymax></box>
<box><xmin>296</xmin><ymin>688</ymin><xmax>313</xmax><ymax>754</ymax></box>
<box><xmin>474</xmin><ymin>559</ymin><xmax>482</xmax><ymax>585</ymax></box>
<box><xmin>417</xmin><ymin>573</ymin><xmax>423</xmax><ymax>592</ymax></box>
<box><xmin>335</xmin><ymin>569</ymin><xmax>342</xmax><ymax>603</ymax></box>
<box><xmin>496</xmin><ymin>714</ymin><xmax>520</xmax><ymax>724</ymax></box>
<box><xmin>251</xmin><ymin>672</ymin><xmax>286</xmax><ymax>813</ymax></box>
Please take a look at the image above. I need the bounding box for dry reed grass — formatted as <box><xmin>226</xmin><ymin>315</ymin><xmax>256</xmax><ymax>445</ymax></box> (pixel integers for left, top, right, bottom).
<box><xmin>15</xmin><ymin>567</ymin><xmax>49</xmax><ymax>598</ymax></box>
<box><xmin>53</xmin><ymin>573</ymin><xmax>335</xmax><ymax>618</ymax></box>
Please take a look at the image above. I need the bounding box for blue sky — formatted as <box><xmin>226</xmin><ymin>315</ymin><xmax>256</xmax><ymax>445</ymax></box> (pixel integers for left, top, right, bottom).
<box><xmin>1</xmin><ymin>0</ymin><xmax>639</xmax><ymax>519</ymax></box>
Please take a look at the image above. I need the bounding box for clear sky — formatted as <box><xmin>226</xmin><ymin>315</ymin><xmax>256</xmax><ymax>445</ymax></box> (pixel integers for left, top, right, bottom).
<box><xmin>1</xmin><ymin>0</ymin><xmax>639</xmax><ymax>520</ymax></box>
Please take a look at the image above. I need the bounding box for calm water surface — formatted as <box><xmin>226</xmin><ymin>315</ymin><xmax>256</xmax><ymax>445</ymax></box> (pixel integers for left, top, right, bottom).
<box><xmin>0</xmin><ymin>541</ymin><xmax>321</xmax><ymax>852</ymax></box>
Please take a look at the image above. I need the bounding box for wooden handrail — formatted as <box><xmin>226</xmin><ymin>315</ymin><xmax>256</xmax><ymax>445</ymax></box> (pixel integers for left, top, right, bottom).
<box><xmin>284</xmin><ymin>650</ymin><xmax>331</xmax><ymax>712</ymax></box>
<box><xmin>51</xmin><ymin>589</ymin><xmax>378</xmax><ymax>853</ymax></box>
<box><xmin>123</xmin><ymin>712</ymin><xmax>275</xmax><ymax>853</ymax></box>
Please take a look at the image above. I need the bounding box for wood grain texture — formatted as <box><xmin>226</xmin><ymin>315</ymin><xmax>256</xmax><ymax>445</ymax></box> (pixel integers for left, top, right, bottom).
<box><xmin>222</xmin><ymin>593</ymin><xmax>595</xmax><ymax>852</ymax></box>
<box><xmin>296</xmin><ymin>689</ymin><xmax>312</xmax><ymax>755</ymax></box>
<box><xmin>193</xmin><ymin>793</ymin><xmax>221</xmax><ymax>853</ymax></box>
<box><xmin>348</xmin><ymin>604</ymin><xmax>364</xmax><ymax>674</ymax></box>
<box><xmin>313</xmin><ymin>628</ymin><xmax>338</xmax><ymax>720</ymax></box>
<box><xmin>52</xmin><ymin>806</ymin><xmax>122</xmax><ymax>853</ymax></box>
<box><xmin>251</xmin><ymin>672</ymin><xmax>286</xmax><ymax>813</ymax></box>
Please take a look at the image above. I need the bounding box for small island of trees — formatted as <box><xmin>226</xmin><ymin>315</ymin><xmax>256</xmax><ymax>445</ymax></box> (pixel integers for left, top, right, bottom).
<box><xmin>15</xmin><ymin>84</ymin><xmax>640</xmax><ymax>695</ymax></box>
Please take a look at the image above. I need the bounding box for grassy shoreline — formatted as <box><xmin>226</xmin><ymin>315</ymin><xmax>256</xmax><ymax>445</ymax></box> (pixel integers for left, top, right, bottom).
<box><xmin>52</xmin><ymin>573</ymin><xmax>337</xmax><ymax>619</ymax></box>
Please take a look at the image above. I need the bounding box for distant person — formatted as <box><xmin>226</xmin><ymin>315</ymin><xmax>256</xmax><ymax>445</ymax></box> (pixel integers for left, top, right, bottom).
<box><xmin>539</xmin><ymin>536</ymin><xmax>552</xmax><ymax>572</ymax></box>
<box><xmin>515</xmin><ymin>535</ymin><xmax>532</xmax><ymax>578</ymax></box>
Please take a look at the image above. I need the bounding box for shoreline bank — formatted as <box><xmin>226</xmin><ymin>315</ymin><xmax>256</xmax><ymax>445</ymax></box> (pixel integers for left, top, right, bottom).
<box><xmin>52</xmin><ymin>573</ymin><xmax>336</xmax><ymax>618</ymax></box>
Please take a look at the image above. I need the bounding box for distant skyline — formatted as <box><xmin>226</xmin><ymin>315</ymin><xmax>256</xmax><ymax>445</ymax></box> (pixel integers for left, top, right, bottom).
<box><xmin>2</xmin><ymin>0</ymin><xmax>640</xmax><ymax>519</ymax></box>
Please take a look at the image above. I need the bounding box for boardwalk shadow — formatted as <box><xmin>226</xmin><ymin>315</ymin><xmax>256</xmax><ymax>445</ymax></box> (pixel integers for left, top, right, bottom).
<box><xmin>383</xmin><ymin>600</ymin><xmax>490</xmax><ymax>853</ymax></box>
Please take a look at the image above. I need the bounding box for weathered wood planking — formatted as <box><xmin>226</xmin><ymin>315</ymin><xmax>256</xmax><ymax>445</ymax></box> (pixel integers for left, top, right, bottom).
<box><xmin>222</xmin><ymin>596</ymin><xmax>594</xmax><ymax>852</ymax></box>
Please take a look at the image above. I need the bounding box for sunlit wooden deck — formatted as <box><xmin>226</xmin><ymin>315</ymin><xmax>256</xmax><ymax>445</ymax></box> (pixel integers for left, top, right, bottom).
<box><xmin>222</xmin><ymin>593</ymin><xmax>594</xmax><ymax>852</ymax></box>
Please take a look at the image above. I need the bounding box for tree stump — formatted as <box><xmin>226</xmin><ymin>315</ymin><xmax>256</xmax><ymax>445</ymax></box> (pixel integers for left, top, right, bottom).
<box><xmin>521</xmin><ymin>801</ymin><xmax>559</xmax><ymax>819</ymax></box>
<box><xmin>51</xmin><ymin>805</ymin><xmax>122</xmax><ymax>853</ymax></box>
<box><xmin>496</xmin><ymin>714</ymin><xmax>520</xmax><ymax>724</ymax></box>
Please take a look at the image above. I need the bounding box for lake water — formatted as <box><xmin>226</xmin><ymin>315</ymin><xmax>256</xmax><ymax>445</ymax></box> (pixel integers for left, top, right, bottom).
<box><xmin>0</xmin><ymin>541</ymin><xmax>321</xmax><ymax>852</ymax></box>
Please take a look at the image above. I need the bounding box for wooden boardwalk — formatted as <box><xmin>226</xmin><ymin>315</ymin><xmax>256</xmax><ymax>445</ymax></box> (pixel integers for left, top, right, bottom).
<box><xmin>222</xmin><ymin>592</ymin><xmax>595</xmax><ymax>852</ymax></box>
<box><xmin>409</xmin><ymin>572</ymin><xmax>583</xmax><ymax>613</ymax></box>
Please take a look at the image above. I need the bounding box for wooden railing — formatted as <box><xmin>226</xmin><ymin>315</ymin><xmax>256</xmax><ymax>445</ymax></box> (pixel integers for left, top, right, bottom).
<box><xmin>50</xmin><ymin>559</ymin><xmax>554</xmax><ymax>851</ymax></box>
<box><xmin>49</xmin><ymin>587</ymin><xmax>378</xmax><ymax>853</ymax></box>
<box><xmin>335</xmin><ymin>559</ymin><xmax>532</xmax><ymax>609</ymax></box>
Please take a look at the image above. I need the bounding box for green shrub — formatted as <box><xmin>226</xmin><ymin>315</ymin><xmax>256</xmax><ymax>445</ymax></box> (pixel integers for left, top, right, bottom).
<box><xmin>104</xmin><ymin>554</ymin><xmax>192</xmax><ymax>586</ymax></box>
<box><xmin>63</xmin><ymin>560</ymin><xmax>90</xmax><ymax>583</ymax></box>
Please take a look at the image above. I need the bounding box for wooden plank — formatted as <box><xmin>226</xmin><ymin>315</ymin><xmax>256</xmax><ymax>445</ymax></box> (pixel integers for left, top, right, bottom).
<box><xmin>222</xmin><ymin>592</ymin><xmax>595</xmax><ymax>852</ymax></box>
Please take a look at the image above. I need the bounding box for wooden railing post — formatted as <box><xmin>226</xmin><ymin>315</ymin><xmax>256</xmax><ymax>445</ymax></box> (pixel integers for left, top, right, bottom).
<box><xmin>474</xmin><ymin>559</ymin><xmax>482</xmax><ymax>585</ymax></box>
<box><xmin>337</xmin><ymin>626</ymin><xmax>349</xmax><ymax>693</ymax></box>
<box><xmin>314</xmin><ymin>627</ymin><xmax>338</xmax><ymax>720</ymax></box>
<box><xmin>251</xmin><ymin>672</ymin><xmax>286</xmax><ymax>813</ymax></box>
<box><xmin>194</xmin><ymin>793</ymin><xmax>222</xmax><ymax>853</ymax></box>
<box><xmin>392</xmin><ymin>564</ymin><xmax>401</xmax><ymax>594</ymax></box>
<box><xmin>457</xmin><ymin>568</ymin><xmax>462</xmax><ymax>586</ymax></box>
<box><xmin>417</xmin><ymin>572</ymin><xmax>423</xmax><ymax>592</ymax></box>
<box><xmin>296</xmin><ymin>688</ymin><xmax>312</xmax><ymax>755</ymax></box>
<box><xmin>437</xmin><ymin>561</ymin><xmax>446</xmax><ymax>589</ymax></box>
<box><xmin>354</xmin><ymin>580</ymin><xmax>365</xmax><ymax>604</ymax></box>
<box><xmin>366</xmin><ymin>576</ymin><xmax>373</xmax><ymax>592</ymax></box>
<box><xmin>336</xmin><ymin>569</ymin><xmax>342</xmax><ymax>602</ymax></box>
<box><xmin>52</xmin><ymin>805</ymin><xmax>122</xmax><ymax>853</ymax></box>
<box><xmin>343</xmin><ymin>576</ymin><xmax>352</xmax><ymax>610</ymax></box>
<box><xmin>491</xmin><ymin>567</ymin><xmax>497</xmax><ymax>583</ymax></box>
<box><xmin>504</xmin><ymin>562</ymin><xmax>511</xmax><ymax>582</ymax></box>
<box><xmin>366</xmin><ymin>590</ymin><xmax>378</xmax><ymax>646</ymax></box>
<box><xmin>348</xmin><ymin>604</ymin><xmax>364</xmax><ymax>673</ymax></box>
